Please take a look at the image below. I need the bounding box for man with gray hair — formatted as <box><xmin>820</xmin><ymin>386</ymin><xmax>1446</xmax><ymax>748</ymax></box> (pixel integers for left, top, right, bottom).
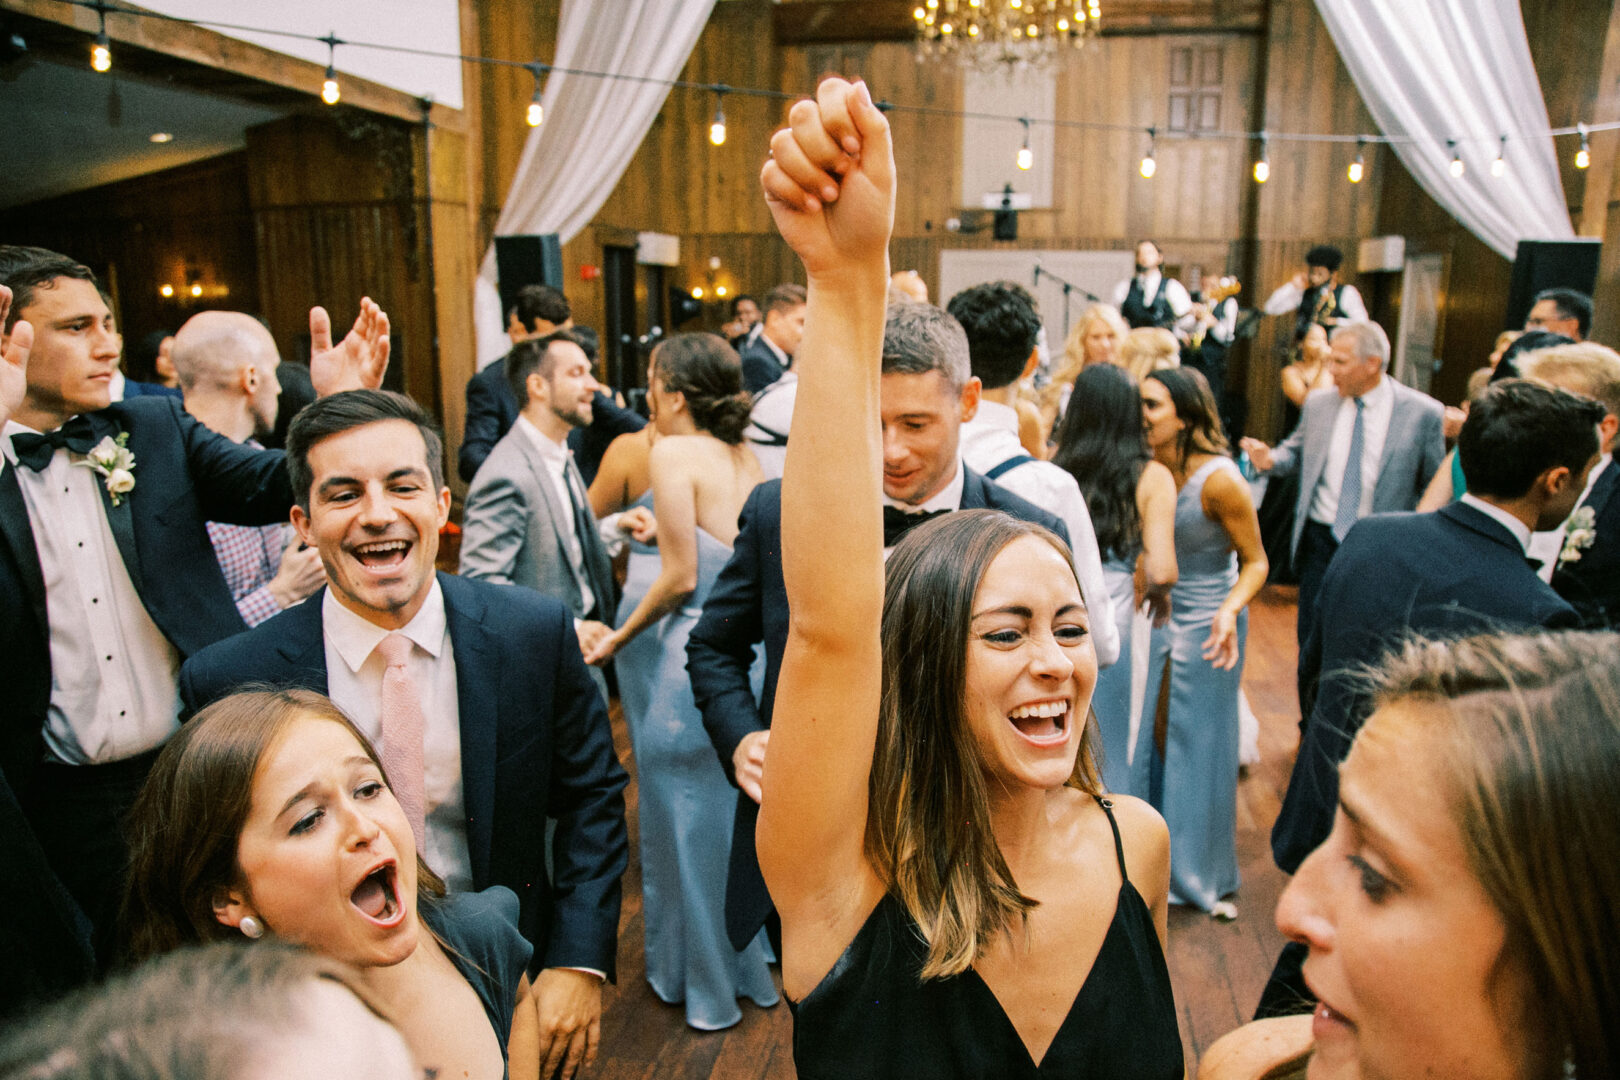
<box><xmin>1240</xmin><ymin>320</ymin><xmax>1445</xmax><ymax>644</ymax></box>
<box><xmin>172</xmin><ymin>311</ymin><xmax>323</xmax><ymax>626</ymax></box>
<box><xmin>687</xmin><ymin>302</ymin><xmax>1070</xmax><ymax>958</ymax></box>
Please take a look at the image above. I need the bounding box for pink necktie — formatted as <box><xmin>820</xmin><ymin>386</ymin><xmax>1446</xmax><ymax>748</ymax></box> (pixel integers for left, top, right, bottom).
<box><xmin>375</xmin><ymin>632</ymin><xmax>427</xmax><ymax>852</ymax></box>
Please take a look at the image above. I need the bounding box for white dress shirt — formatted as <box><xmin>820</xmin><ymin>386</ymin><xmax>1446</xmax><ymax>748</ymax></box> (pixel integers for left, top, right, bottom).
<box><xmin>1308</xmin><ymin>375</ymin><xmax>1395</xmax><ymax>527</ymax></box>
<box><xmin>107</xmin><ymin>370</ymin><xmax>126</xmax><ymax>403</ymax></box>
<box><xmin>515</xmin><ymin>414</ymin><xmax>594</xmax><ymax>617</ymax></box>
<box><xmin>1111</xmin><ymin>271</ymin><xmax>1193</xmax><ymax>320</ymax></box>
<box><xmin>1263</xmin><ymin>280</ymin><xmax>1369</xmax><ymax>322</ymax></box>
<box><xmin>3</xmin><ymin>422</ymin><xmax>182</xmax><ymax>764</ymax></box>
<box><xmin>1528</xmin><ymin>453</ymin><xmax>1610</xmax><ymax>580</ymax></box>
<box><xmin>883</xmin><ymin>459</ymin><xmax>965</xmax><ymax>561</ymax></box>
<box><xmin>745</xmin><ymin>372</ymin><xmax>797</xmax><ymax>482</ymax></box>
<box><xmin>1458</xmin><ymin>493</ymin><xmax>1532</xmax><ymax>553</ymax></box>
<box><xmin>322</xmin><ymin>582</ymin><xmax>473</xmax><ymax>891</ymax></box>
<box><xmin>959</xmin><ymin>401</ymin><xmax>1120</xmax><ymax>666</ymax></box>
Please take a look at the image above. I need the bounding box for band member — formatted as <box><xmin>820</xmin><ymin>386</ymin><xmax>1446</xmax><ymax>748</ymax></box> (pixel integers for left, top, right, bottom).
<box><xmin>1262</xmin><ymin>245</ymin><xmax>1367</xmax><ymax>342</ymax></box>
<box><xmin>1112</xmin><ymin>240</ymin><xmax>1192</xmax><ymax>334</ymax></box>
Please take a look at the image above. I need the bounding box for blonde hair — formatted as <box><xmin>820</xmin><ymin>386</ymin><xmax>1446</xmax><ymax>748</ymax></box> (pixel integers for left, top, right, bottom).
<box><xmin>1119</xmin><ymin>327</ymin><xmax>1180</xmax><ymax>381</ymax></box>
<box><xmin>1043</xmin><ymin>304</ymin><xmax>1131</xmax><ymax>426</ymax></box>
<box><xmin>1520</xmin><ymin>341</ymin><xmax>1620</xmax><ymax>419</ymax></box>
<box><xmin>1369</xmin><ymin>631</ymin><xmax>1620</xmax><ymax>1080</ymax></box>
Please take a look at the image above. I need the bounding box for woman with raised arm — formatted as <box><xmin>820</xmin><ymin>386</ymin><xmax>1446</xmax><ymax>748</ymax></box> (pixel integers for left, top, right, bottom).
<box><xmin>758</xmin><ymin>78</ymin><xmax>1182</xmax><ymax>1079</ymax></box>
<box><xmin>581</xmin><ymin>332</ymin><xmax>775</xmax><ymax>1029</ymax></box>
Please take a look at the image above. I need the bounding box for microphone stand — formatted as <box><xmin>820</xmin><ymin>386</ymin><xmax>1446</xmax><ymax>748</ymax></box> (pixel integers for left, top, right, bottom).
<box><xmin>1032</xmin><ymin>262</ymin><xmax>1102</xmax><ymax>340</ymax></box>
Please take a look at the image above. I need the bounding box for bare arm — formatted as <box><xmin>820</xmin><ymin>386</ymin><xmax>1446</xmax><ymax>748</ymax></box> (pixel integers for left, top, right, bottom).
<box><xmin>587</xmin><ymin>429</ymin><xmax>649</xmax><ymax>518</ymax></box>
<box><xmin>1200</xmin><ymin>464</ymin><xmax>1268</xmax><ymax>670</ymax></box>
<box><xmin>755</xmin><ymin>79</ymin><xmax>895</xmax><ymax>996</ymax></box>
<box><xmin>1279</xmin><ymin>365</ymin><xmax>1309</xmax><ymax>408</ymax></box>
<box><xmin>1417</xmin><ymin>448</ymin><xmax>1456</xmax><ymax>512</ymax></box>
<box><xmin>1136</xmin><ymin>460</ymin><xmax>1179</xmax><ymax>625</ymax></box>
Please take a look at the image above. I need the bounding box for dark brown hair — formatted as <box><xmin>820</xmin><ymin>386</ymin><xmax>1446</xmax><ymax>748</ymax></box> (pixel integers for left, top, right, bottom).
<box><xmin>651</xmin><ymin>333</ymin><xmax>751</xmax><ymax>444</ymax></box>
<box><xmin>120</xmin><ymin>688</ymin><xmax>445</xmax><ymax>965</ymax></box>
<box><xmin>1146</xmin><ymin>365</ymin><xmax>1229</xmax><ymax>464</ymax></box>
<box><xmin>868</xmin><ymin>509</ymin><xmax>1101</xmax><ymax>979</ymax></box>
<box><xmin>284</xmin><ymin>389</ymin><xmax>445</xmax><ymax>511</ymax></box>
<box><xmin>0</xmin><ymin>245</ymin><xmax>97</xmax><ymax>333</ymax></box>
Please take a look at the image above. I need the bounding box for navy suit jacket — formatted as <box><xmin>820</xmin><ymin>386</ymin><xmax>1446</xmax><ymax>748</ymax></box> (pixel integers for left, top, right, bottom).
<box><xmin>738</xmin><ymin>336</ymin><xmax>788</xmax><ymax>396</ymax></box>
<box><xmin>1271</xmin><ymin>502</ymin><xmax>1579</xmax><ymax>874</ymax></box>
<box><xmin>178</xmin><ymin>573</ymin><xmax>629</xmax><ymax>979</ymax></box>
<box><xmin>120</xmin><ymin>379</ymin><xmax>182</xmax><ymax>400</ymax></box>
<box><xmin>458</xmin><ymin>358</ymin><xmax>645</xmax><ymax>487</ymax></box>
<box><xmin>1551</xmin><ymin>461</ymin><xmax>1620</xmax><ymax>629</ymax></box>
<box><xmin>0</xmin><ymin>397</ymin><xmax>291</xmax><ymax>794</ymax></box>
<box><xmin>687</xmin><ymin>469</ymin><xmax>1069</xmax><ymax>949</ymax></box>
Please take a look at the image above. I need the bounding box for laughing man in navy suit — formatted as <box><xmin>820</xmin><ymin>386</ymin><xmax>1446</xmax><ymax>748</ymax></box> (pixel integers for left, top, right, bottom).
<box><xmin>687</xmin><ymin>302</ymin><xmax>1069</xmax><ymax>954</ymax></box>
<box><xmin>1257</xmin><ymin>379</ymin><xmax>1597</xmax><ymax>1018</ymax></box>
<box><xmin>179</xmin><ymin>389</ymin><xmax>628</xmax><ymax>1076</ymax></box>
<box><xmin>0</xmin><ymin>247</ymin><xmax>388</xmax><ymax>1008</ymax></box>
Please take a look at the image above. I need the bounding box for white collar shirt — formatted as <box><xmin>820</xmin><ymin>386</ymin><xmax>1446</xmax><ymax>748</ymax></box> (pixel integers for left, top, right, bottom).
<box><xmin>1527</xmin><ymin>452</ymin><xmax>1611</xmax><ymax>581</ymax></box>
<box><xmin>515</xmin><ymin>414</ymin><xmax>594</xmax><ymax>617</ymax></box>
<box><xmin>1459</xmin><ymin>493</ymin><xmax>1533</xmax><ymax>554</ymax></box>
<box><xmin>107</xmin><ymin>370</ymin><xmax>126</xmax><ymax>403</ymax></box>
<box><xmin>745</xmin><ymin>373</ymin><xmax>798</xmax><ymax>482</ymax></box>
<box><xmin>759</xmin><ymin>332</ymin><xmax>791</xmax><ymax>371</ymax></box>
<box><xmin>3</xmin><ymin>421</ymin><xmax>181</xmax><ymax>764</ymax></box>
<box><xmin>1308</xmin><ymin>374</ymin><xmax>1396</xmax><ymax>527</ymax></box>
<box><xmin>882</xmin><ymin>459</ymin><xmax>964</xmax><ymax>561</ymax></box>
<box><xmin>322</xmin><ymin>581</ymin><xmax>472</xmax><ymax>891</ymax></box>
<box><xmin>958</xmin><ymin>402</ymin><xmax>1120</xmax><ymax>666</ymax></box>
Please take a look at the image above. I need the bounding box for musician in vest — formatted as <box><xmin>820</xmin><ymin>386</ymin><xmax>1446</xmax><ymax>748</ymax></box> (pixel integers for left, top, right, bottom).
<box><xmin>1112</xmin><ymin>240</ymin><xmax>1194</xmax><ymax>334</ymax></box>
<box><xmin>1262</xmin><ymin>244</ymin><xmax>1368</xmax><ymax>340</ymax></box>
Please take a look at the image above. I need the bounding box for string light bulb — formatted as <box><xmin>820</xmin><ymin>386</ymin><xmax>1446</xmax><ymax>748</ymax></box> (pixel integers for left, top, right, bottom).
<box><xmin>320</xmin><ymin>33</ymin><xmax>340</xmax><ymax>105</ymax></box>
<box><xmin>1492</xmin><ymin>135</ymin><xmax>1507</xmax><ymax>177</ymax></box>
<box><xmin>91</xmin><ymin>29</ymin><xmax>111</xmax><ymax>72</ymax></box>
<box><xmin>691</xmin><ymin>286</ymin><xmax>705</xmax><ymax>299</ymax></box>
<box><xmin>1253</xmin><ymin>134</ymin><xmax>1270</xmax><ymax>184</ymax></box>
<box><xmin>709</xmin><ymin>91</ymin><xmax>727</xmax><ymax>147</ymax></box>
<box><xmin>1576</xmin><ymin>123</ymin><xmax>1591</xmax><ymax>169</ymax></box>
<box><xmin>1448</xmin><ymin>140</ymin><xmax>1465</xmax><ymax>178</ymax></box>
<box><xmin>1348</xmin><ymin>138</ymin><xmax>1364</xmax><ymax>184</ymax></box>
<box><xmin>1016</xmin><ymin>118</ymin><xmax>1033</xmax><ymax>171</ymax></box>
<box><xmin>525</xmin><ymin>62</ymin><xmax>545</xmax><ymax>127</ymax></box>
<box><xmin>1139</xmin><ymin>127</ymin><xmax>1157</xmax><ymax>179</ymax></box>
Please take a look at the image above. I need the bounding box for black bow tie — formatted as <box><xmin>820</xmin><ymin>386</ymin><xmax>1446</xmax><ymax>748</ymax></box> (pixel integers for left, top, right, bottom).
<box><xmin>11</xmin><ymin>415</ymin><xmax>97</xmax><ymax>472</ymax></box>
<box><xmin>883</xmin><ymin>504</ymin><xmax>950</xmax><ymax>548</ymax></box>
<box><xmin>1526</xmin><ymin>555</ymin><xmax>1545</xmax><ymax>572</ymax></box>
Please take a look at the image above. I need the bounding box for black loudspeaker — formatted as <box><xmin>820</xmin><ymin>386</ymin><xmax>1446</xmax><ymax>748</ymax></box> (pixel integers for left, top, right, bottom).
<box><xmin>494</xmin><ymin>234</ymin><xmax>564</xmax><ymax>316</ymax></box>
<box><xmin>1506</xmin><ymin>239</ymin><xmax>1601</xmax><ymax>330</ymax></box>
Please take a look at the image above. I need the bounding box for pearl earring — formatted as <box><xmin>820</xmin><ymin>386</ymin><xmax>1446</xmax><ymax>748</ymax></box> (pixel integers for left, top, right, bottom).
<box><xmin>238</xmin><ymin>916</ymin><xmax>264</xmax><ymax>940</ymax></box>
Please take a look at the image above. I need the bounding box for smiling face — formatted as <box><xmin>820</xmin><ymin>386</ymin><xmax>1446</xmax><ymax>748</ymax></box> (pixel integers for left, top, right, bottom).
<box><xmin>533</xmin><ymin>341</ymin><xmax>600</xmax><ymax>431</ymax></box>
<box><xmin>881</xmin><ymin>369</ymin><xmax>974</xmax><ymax>505</ymax></box>
<box><xmin>1140</xmin><ymin>376</ymin><xmax>1185</xmax><ymax>453</ymax></box>
<box><xmin>13</xmin><ymin>275</ymin><xmax>120</xmax><ymax>426</ymax></box>
<box><xmin>219</xmin><ymin>715</ymin><xmax>420</xmax><ymax>970</ymax></box>
<box><xmin>962</xmin><ymin>536</ymin><xmax>1096</xmax><ymax>791</ymax></box>
<box><xmin>291</xmin><ymin>419</ymin><xmax>450</xmax><ymax>630</ymax></box>
<box><xmin>1275</xmin><ymin>703</ymin><xmax>1530</xmax><ymax>1080</ymax></box>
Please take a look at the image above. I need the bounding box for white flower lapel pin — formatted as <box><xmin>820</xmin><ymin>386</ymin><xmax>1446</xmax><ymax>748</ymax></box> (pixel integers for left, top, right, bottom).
<box><xmin>1558</xmin><ymin>506</ymin><xmax>1597</xmax><ymax>568</ymax></box>
<box><xmin>79</xmin><ymin>433</ymin><xmax>137</xmax><ymax>507</ymax></box>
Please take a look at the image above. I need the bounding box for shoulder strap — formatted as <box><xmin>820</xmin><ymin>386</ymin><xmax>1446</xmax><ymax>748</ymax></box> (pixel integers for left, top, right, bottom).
<box><xmin>746</xmin><ymin>419</ymin><xmax>789</xmax><ymax>448</ymax></box>
<box><xmin>986</xmin><ymin>454</ymin><xmax>1035</xmax><ymax>481</ymax></box>
<box><xmin>1093</xmin><ymin>796</ymin><xmax>1129</xmax><ymax>883</ymax></box>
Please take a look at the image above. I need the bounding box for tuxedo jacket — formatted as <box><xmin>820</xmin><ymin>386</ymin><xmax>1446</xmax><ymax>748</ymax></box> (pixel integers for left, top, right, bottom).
<box><xmin>1271</xmin><ymin>502</ymin><xmax>1578</xmax><ymax>874</ymax></box>
<box><xmin>178</xmin><ymin>572</ymin><xmax>629</xmax><ymax>978</ymax></box>
<box><xmin>1267</xmin><ymin>381</ymin><xmax>1446</xmax><ymax>556</ymax></box>
<box><xmin>0</xmin><ymin>397</ymin><xmax>291</xmax><ymax>794</ymax></box>
<box><xmin>686</xmin><ymin>469</ymin><xmax>1069</xmax><ymax>949</ymax></box>
<box><xmin>458</xmin><ymin>423</ymin><xmax>617</xmax><ymax>623</ymax></box>
<box><xmin>738</xmin><ymin>336</ymin><xmax>789</xmax><ymax>396</ymax></box>
<box><xmin>120</xmin><ymin>379</ymin><xmax>182</xmax><ymax>400</ymax></box>
<box><xmin>457</xmin><ymin>358</ymin><xmax>644</xmax><ymax>486</ymax></box>
<box><xmin>1551</xmin><ymin>462</ymin><xmax>1620</xmax><ymax>629</ymax></box>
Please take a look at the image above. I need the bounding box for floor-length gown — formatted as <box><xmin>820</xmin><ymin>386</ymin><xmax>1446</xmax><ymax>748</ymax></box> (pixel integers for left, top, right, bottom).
<box><xmin>1138</xmin><ymin>458</ymin><xmax>1245</xmax><ymax>912</ymax></box>
<box><xmin>614</xmin><ymin>497</ymin><xmax>779</xmax><ymax>1029</ymax></box>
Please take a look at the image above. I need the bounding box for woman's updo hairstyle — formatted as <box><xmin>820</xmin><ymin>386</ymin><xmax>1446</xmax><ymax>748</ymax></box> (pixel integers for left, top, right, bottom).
<box><xmin>652</xmin><ymin>333</ymin><xmax>753</xmax><ymax>444</ymax></box>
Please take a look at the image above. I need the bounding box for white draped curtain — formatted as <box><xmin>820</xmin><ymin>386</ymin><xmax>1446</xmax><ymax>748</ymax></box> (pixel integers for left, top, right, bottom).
<box><xmin>474</xmin><ymin>0</ymin><xmax>718</xmax><ymax>368</ymax></box>
<box><xmin>1313</xmin><ymin>0</ymin><xmax>1574</xmax><ymax>260</ymax></box>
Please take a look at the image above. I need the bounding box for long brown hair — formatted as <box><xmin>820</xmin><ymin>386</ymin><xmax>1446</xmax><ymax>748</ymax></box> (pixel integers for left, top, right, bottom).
<box><xmin>867</xmin><ymin>509</ymin><xmax>1102</xmax><ymax>980</ymax></box>
<box><xmin>1369</xmin><ymin>631</ymin><xmax>1620</xmax><ymax>1080</ymax></box>
<box><xmin>1146</xmin><ymin>365</ymin><xmax>1229</xmax><ymax>465</ymax></box>
<box><xmin>120</xmin><ymin>688</ymin><xmax>446</xmax><ymax>965</ymax></box>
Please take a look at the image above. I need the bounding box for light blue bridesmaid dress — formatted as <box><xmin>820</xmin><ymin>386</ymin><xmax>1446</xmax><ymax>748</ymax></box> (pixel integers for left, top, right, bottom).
<box><xmin>1138</xmin><ymin>457</ymin><xmax>1245</xmax><ymax>912</ymax></box>
<box><xmin>614</xmin><ymin>496</ymin><xmax>779</xmax><ymax>1029</ymax></box>
<box><xmin>1091</xmin><ymin>553</ymin><xmax>1151</xmax><ymax>797</ymax></box>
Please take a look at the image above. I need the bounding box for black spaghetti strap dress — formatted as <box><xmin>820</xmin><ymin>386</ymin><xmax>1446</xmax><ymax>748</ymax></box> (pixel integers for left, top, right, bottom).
<box><xmin>789</xmin><ymin>798</ymin><xmax>1183</xmax><ymax>1079</ymax></box>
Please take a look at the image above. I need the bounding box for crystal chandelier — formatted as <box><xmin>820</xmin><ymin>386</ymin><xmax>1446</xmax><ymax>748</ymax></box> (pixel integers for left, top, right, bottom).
<box><xmin>913</xmin><ymin>0</ymin><xmax>1102</xmax><ymax>70</ymax></box>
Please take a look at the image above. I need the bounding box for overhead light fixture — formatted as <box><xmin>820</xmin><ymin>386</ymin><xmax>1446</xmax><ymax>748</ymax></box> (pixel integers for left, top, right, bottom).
<box><xmin>159</xmin><ymin>284</ymin><xmax>174</xmax><ymax>298</ymax></box>
<box><xmin>320</xmin><ymin>32</ymin><xmax>340</xmax><ymax>105</ymax></box>
<box><xmin>190</xmin><ymin>283</ymin><xmax>203</xmax><ymax>298</ymax></box>
<box><xmin>716</xmin><ymin>285</ymin><xmax>728</xmax><ymax>298</ymax></box>
<box><xmin>915</xmin><ymin>0</ymin><xmax>1100</xmax><ymax>70</ymax></box>
<box><xmin>1016</xmin><ymin>118</ymin><xmax>1033</xmax><ymax>171</ymax></box>
<box><xmin>1348</xmin><ymin>138</ymin><xmax>1365</xmax><ymax>183</ymax></box>
<box><xmin>525</xmin><ymin>62</ymin><xmax>546</xmax><ymax>127</ymax></box>
<box><xmin>1448</xmin><ymin>139</ymin><xmax>1464</xmax><ymax>178</ymax></box>
<box><xmin>1492</xmin><ymin>135</ymin><xmax>1507</xmax><ymax>177</ymax></box>
<box><xmin>1576</xmin><ymin>123</ymin><xmax>1591</xmax><ymax>169</ymax></box>
<box><xmin>90</xmin><ymin>3</ymin><xmax>111</xmax><ymax>74</ymax></box>
<box><xmin>149</xmin><ymin>132</ymin><xmax>173</xmax><ymax>144</ymax></box>
<box><xmin>1139</xmin><ymin>127</ymin><xmax>1157</xmax><ymax>179</ymax></box>
<box><xmin>1253</xmin><ymin>134</ymin><xmax>1270</xmax><ymax>184</ymax></box>
<box><xmin>709</xmin><ymin>89</ymin><xmax>727</xmax><ymax>147</ymax></box>
<box><xmin>691</xmin><ymin>285</ymin><xmax>705</xmax><ymax>299</ymax></box>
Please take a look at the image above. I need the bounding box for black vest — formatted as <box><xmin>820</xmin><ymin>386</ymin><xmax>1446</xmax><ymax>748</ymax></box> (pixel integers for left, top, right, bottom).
<box><xmin>1121</xmin><ymin>275</ymin><xmax>1177</xmax><ymax>330</ymax></box>
<box><xmin>1294</xmin><ymin>283</ymin><xmax>1350</xmax><ymax>340</ymax></box>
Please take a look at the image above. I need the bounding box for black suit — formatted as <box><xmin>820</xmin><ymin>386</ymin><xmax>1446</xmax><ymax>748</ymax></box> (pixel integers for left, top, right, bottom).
<box><xmin>1</xmin><ymin>397</ymin><xmax>292</xmax><ymax>983</ymax></box>
<box><xmin>738</xmin><ymin>336</ymin><xmax>789</xmax><ymax>395</ymax></box>
<box><xmin>1257</xmin><ymin>501</ymin><xmax>1578</xmax><ymax>1017</ymax></box>
<box><xmin>687</xmin><ymin>470</ymin><xmax>1070</xmax><ymax>950</ymax></box>
<box><xmin>458</xmin><ymin>358</ymin><xmax>645</xmax><ymax>487</ymax></box>
<box><xmin>179</xmin><ymin>573</ymin><xmax>629</xmax><ymax>978</ymax></box>
<box><xmin>1551</xmin><ymin>461</ymin><xmax>1620</xmax><ymax>628</ymax></box>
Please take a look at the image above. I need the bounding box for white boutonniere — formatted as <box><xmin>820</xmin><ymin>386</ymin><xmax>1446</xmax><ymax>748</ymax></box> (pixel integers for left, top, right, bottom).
<box><xmin>79</xmin><ymin>433</ymin><xmax>137</xmax><ymax>506</ymax></box>
<box><xmin>1558</xmin><ymin>505</ymin><xmax>1597</xmax><ymax>568</ymax></box>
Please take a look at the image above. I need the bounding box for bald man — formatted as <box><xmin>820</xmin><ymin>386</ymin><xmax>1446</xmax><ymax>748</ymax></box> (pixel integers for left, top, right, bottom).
<box><xmin>173</xmin><ymin>312</ymin><xmax>324</xmax><ymax>626</ymax></box>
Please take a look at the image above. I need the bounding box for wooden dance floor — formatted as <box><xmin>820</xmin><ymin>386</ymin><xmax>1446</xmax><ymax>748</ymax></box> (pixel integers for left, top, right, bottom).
<box><xmin>592</xmin><ymin>585</ymin><xmax>1303</xmax><ymax>1078</ymax></box>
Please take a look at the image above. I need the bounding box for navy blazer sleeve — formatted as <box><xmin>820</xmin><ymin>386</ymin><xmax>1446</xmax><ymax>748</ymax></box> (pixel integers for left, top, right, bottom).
<box><xmin>537</xmin><ymin>612</ymin><xmax>630</xmax><ymax>976</ymax></box>
<box><xmin>688</xmin><ymin>484</ymin><xmax>770</xmax><ymax>783</ymax></box>
<box><xmin>121</xmin><ymin>398</ymin><xmax>293</xmax><ymax>526</ymax></box>
<box><xmin>459</xmin><ymin>365</ymin><xmax>516</xmax><ymax>485</ymax></box>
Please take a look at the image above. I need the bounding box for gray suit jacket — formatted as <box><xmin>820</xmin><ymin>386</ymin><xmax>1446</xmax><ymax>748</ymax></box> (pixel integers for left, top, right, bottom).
<box><xmin>1268</xmin><ymin>380</ymin><xmax>1446</xmax><ymax>555</ymax></box>
<box><xmin>459</xmin><ymin>422</ymin><xmax>616</xmax><ymax>623</ymax></box>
